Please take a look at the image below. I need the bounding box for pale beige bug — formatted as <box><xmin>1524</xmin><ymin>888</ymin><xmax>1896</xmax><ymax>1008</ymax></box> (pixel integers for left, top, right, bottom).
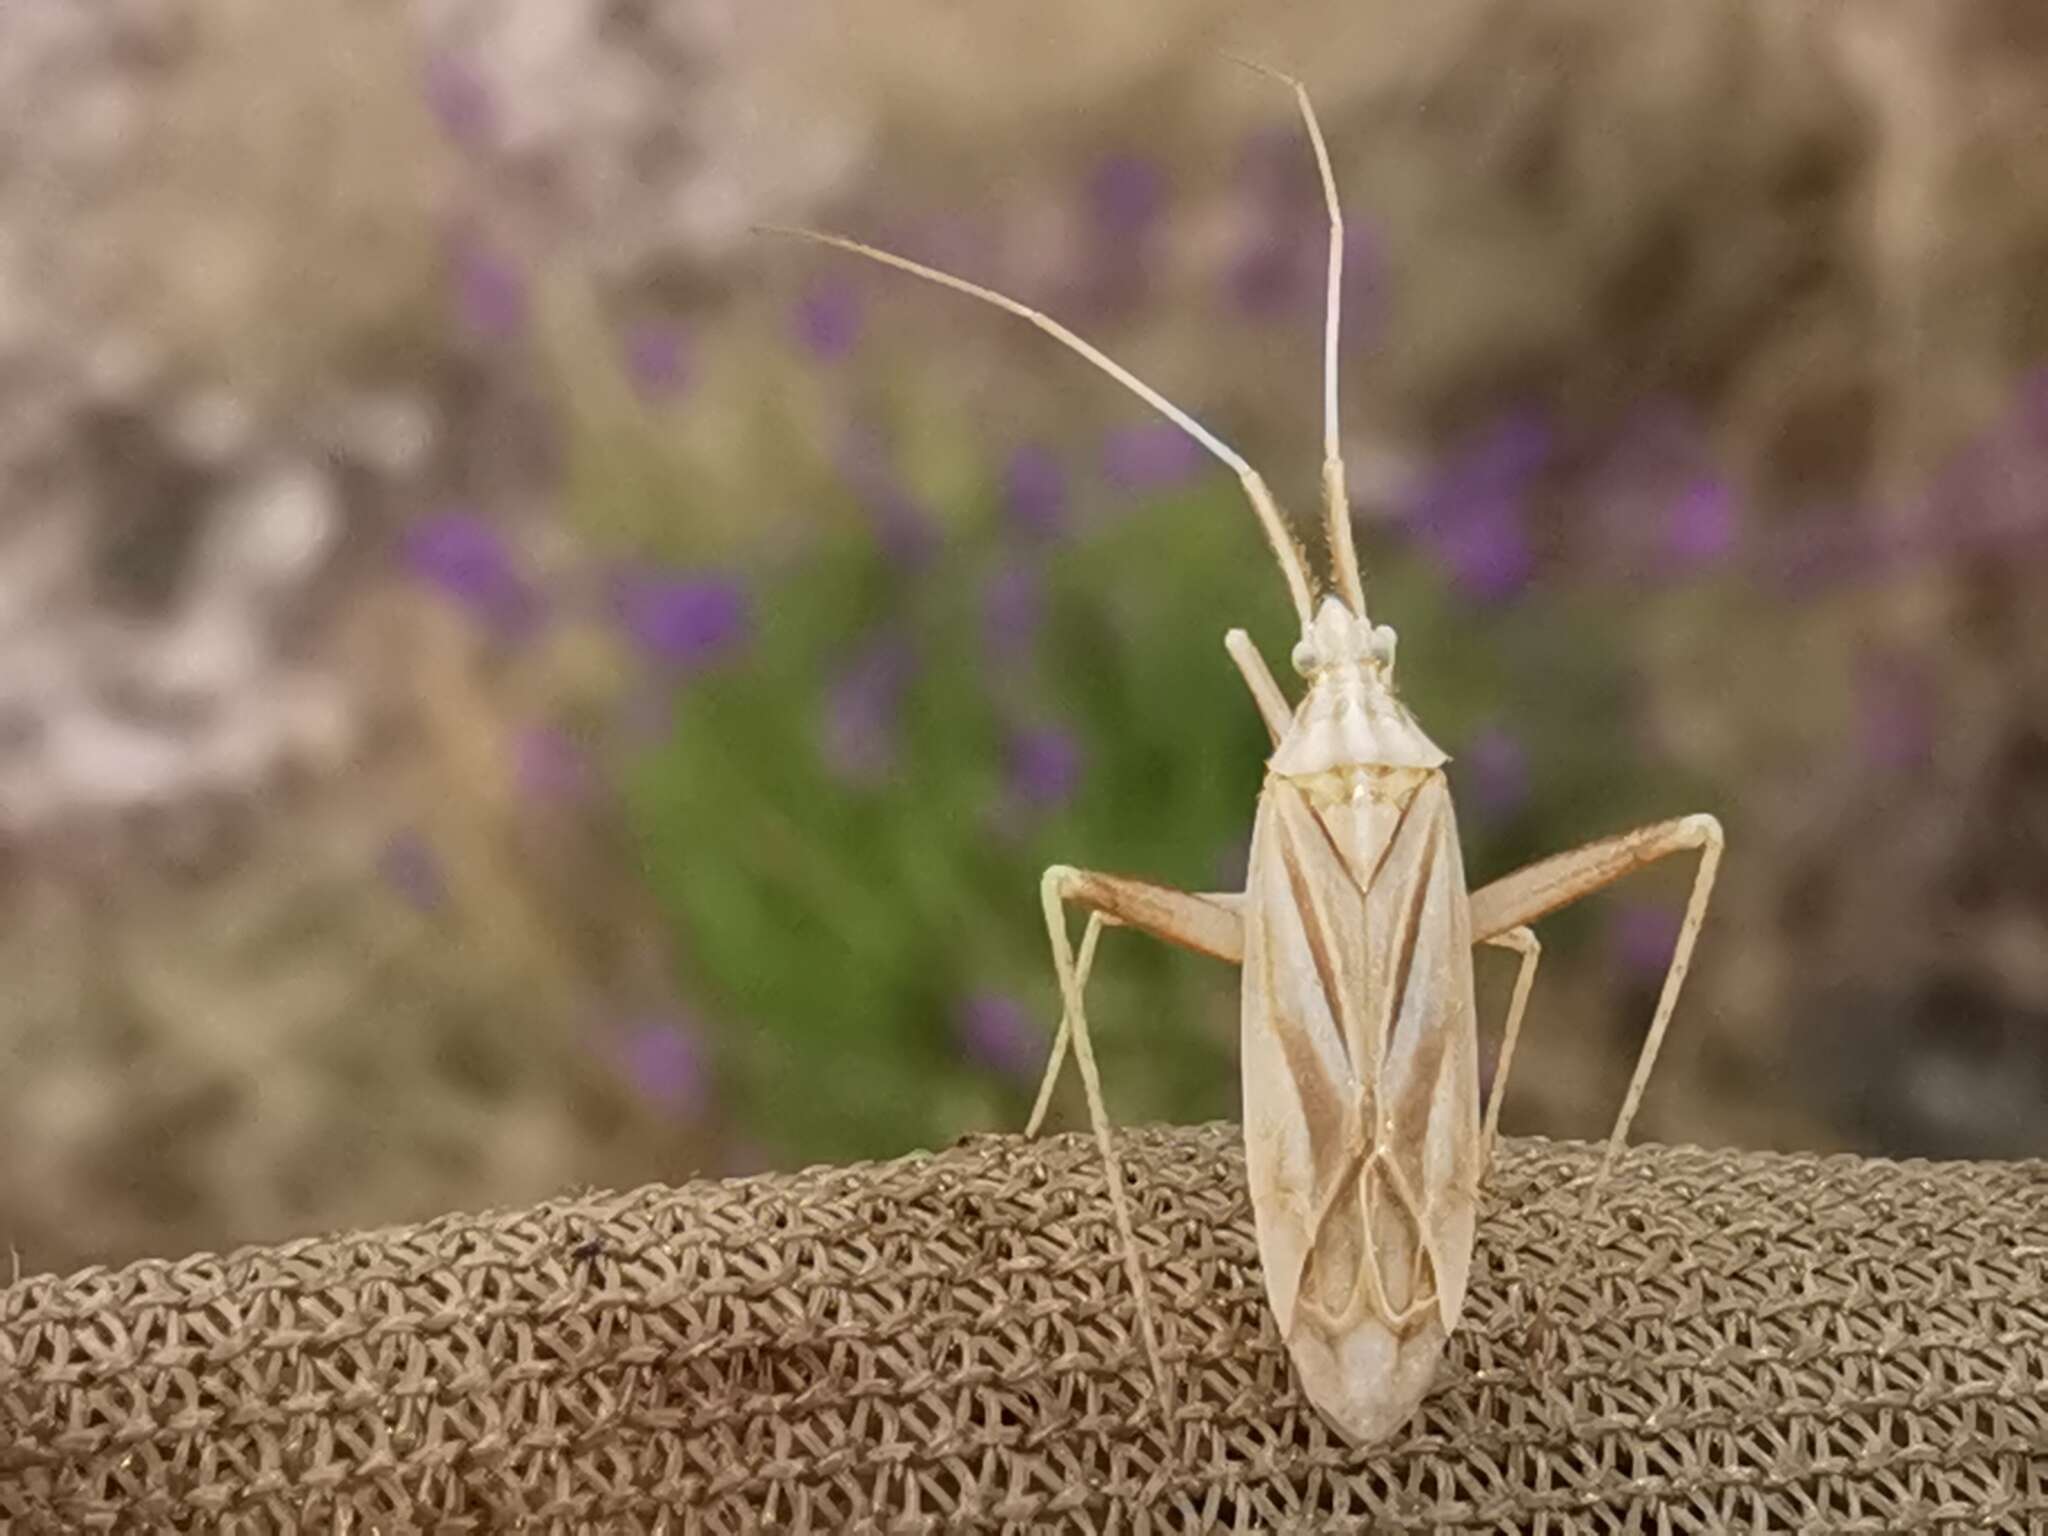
<box><xmin>764</xmin><ymin>64</ymin><xmax>1722</xmax><ymax>1445</ymax></box>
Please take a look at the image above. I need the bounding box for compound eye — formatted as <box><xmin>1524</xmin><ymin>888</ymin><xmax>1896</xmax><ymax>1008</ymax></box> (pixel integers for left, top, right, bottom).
<box><xmin>1290</xmin><ymin>639</ymin><xmax>1318</xmax><ymax>677</ymax></box>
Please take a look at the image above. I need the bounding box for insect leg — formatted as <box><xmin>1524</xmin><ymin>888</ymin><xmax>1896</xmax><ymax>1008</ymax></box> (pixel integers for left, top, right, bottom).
<box><xmin>1225</xmin><ymin>629</ymin><xmax>1291</xmax><ymax>746</ymax></box>
<box><xmin>1033</xmin><ymin>866</ymin><xmax>1246</xmax><ymax>1424</ymax></box>
<box><xmin>1465</xmin><ymin>815</ymin><xmax>1724</xmax><ymax>1345</ymax></box>
<box><xmin>1466</xmin><ymin>814</ymin><xmax>1723</xmax><ymax>1177</ymax></box>
<box><xmin>1024</xmin><ymin>912</ymin><xmax>1104</xmax><ymax>1138</ymax></box>
<box><xmin>1479</xmin><ymin>926</ymin><xmax>1541</xmax><ymax>1170</ymax></box>
<box><xmin>1027</xmin><ymin>872</ymin><xmax>1244</xmax><ymax>1136</ymax></box>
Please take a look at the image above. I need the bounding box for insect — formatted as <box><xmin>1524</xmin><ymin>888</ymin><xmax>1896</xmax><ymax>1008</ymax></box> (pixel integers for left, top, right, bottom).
<box><xmin>763</xmin><ymin>63</ymin><xmax>1722</xmax><ymax>1445</ymax></box>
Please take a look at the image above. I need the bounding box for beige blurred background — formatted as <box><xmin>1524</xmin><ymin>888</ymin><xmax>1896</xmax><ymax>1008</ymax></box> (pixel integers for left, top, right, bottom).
<box><xmin>4</xmin><ymin>0</ymin><xmax>2048</xmax><ymax>1278</ymax></box>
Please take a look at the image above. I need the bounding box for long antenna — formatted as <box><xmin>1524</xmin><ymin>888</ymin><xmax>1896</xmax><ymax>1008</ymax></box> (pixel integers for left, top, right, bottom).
<box><xmin>1228</xmin><ymin>59</ymin><xmax>1366</xmax><ymax>615</ymax></box>
<box><xmin>757</xmin><ymin>224</ymin><xmax>1317</xmax><ymax>627</ymax></box>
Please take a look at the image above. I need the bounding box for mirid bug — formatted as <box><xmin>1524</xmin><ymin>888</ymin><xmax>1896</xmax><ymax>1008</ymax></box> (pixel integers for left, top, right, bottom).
<box><xmin>762</xmin><ymin>62</ymin><xmax>1722</xmax><ymax>1445</ymax></box>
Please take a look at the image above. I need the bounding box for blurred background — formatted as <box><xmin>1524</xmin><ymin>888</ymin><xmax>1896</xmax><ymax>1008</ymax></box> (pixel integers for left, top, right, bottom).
<box><xmin>5</xmin><ymin>0</ymin><xmax>2048</xmax><ymax>1278</ymax></box>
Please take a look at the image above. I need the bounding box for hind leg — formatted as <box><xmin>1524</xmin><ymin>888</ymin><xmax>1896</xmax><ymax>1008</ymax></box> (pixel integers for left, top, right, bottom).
<box><xmin>1467</xmin><ymin>815</ymin><xmax>1725</xmax><ymax>1355</ymax></box>
<box><xmin>1033</xmin><ymin>866</ymin><xmax>1244</xmax><ymax>1424</ymax></box>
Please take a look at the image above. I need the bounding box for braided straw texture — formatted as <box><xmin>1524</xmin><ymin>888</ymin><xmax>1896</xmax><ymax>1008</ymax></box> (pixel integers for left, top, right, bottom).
<box><xmin>2</xmin><ymin>1123</ymin><xmax>2045</xmax><ymax>1532</ymax></box>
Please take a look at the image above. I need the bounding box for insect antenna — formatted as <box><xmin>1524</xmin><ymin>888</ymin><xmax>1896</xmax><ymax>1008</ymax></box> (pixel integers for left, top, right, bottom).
<box><xmin>1228</xmin><ymin>59</ymin><xmax>1366</xmax><ymax>616</ymax></box>
<box><xmin>756</xmin><ymin>223</ymin><xmax>1319</xmax><ymax>627</ymax></box>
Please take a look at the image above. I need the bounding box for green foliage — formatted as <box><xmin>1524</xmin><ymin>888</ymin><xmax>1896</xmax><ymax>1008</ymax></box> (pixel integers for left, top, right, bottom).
<box><xmin>623</xmin><ymin>454</ymin><xmax>1657</xmax><ymax>1165</ymax></box>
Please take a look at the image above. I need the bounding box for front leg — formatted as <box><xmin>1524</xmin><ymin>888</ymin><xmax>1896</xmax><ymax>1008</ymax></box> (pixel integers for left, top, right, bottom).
<box><xmin>1225</xmin><ymin>628</ymin><xmax>1292</xmax><ymax>745</ymax></box>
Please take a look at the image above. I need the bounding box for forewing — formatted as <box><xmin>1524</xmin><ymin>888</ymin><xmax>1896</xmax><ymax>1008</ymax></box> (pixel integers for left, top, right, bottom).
<box><xmin>1370</xmin><ymin>775</ymin><xmax>1479</xmax><ymax>1328</ymax></box>
<box><xmin>1241</xmin><ymin>772</ymin><xmax>1479</xmax><ymax>1338</ymax></box>
<box><xmin>1239</xmin><ymin>785</ymin><xmax>1353</xmax><ymax>1336</ymax></box>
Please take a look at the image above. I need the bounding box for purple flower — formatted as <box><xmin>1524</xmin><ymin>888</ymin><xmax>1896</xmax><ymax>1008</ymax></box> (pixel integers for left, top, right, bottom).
<box><xmin>2015</xmin><ymin>364</ymin><xmax>2048</xmax><ymax>434</ymax></box>
<box><xmin>1220</xmin><ymin>230</ymin><xmax>1318</xmax><ymax>317</ymax></box>
<box><xmin>1856</xmin><ymin>650</ymin><xmax>1934</xmax><ymax>773</ymax></box>
<box><xmin>1462</xmin><ymin>725</ymin><xmax>1530</xmax><ymax>822</ymax></box>
<box><xmin>1225</xmin><ymin>124</ymin><xmax>1321</xmax><ymax>316</ymax></box>
<box><xmin>1073</xmin><ymin>154</ymin><xmax>1167</xmax><ymax>313</ymax></box>
<box><xmin>1236</xmin><ymin>120</ymin><xmax>1304</xmax><ymax>201</ymax></box>
<box><xmin>1089</xmin><ymin>154</ymin><xmax>1167</xmax><ymax>238</ymax></box>
<box><xmin>1003</xmin><ymin>443</ymin><xmax>1070</xmax><ymax>541</ymax></box>
<box><xmin>982</xmin><ymin>560</ymin><xmax>1044</xmax><ymax>663</ymax></box>
<box><xmin>624</xmin><ymin>321</ymin><xmax>692</xmax><ymax>401</ymax></box>
<box><xmin>1609</xmin><ymin>902</ymin><xmax>1680</xmax><ymax>982</ymax></box>
<box><xmin>1764</xmin><ymin>507</ymin><xmax>1879</xmax><ymax>595</ymax></box>
<box><xmin>1917</xmin><ymin>383</ymin><xmax>2048</xmax><ymax>558</ymax></box>
<box><xmin>449</xmin><ymin>233</ymin><xmax>526</xmax><ymax>343</ymax></box>
<box><xmin>1438</xmin><ymin>499</ymin><xmax>1535</xmax><ymax>604</ymax></box>
<box><xmin>837</xmin><ymin>426</ymin><xmax>938</xmax><ymax>568</ymax></box>
<box><xmin>379</xmin><ymin>830</ymin><xmax>444</xmax><ymax>911</ymax></box>
<box><xmin>821</xmin><ymin>636</ymin><xmax>916</xmax><ymax>784</ymax></box>
<box><xmin>613</xmin><ymin>573</ymin><xmax>749</xmax><ymax>670</ymax></box>
<box><xmin>1466</xmin><ymin>411</ymin><xmax>1554</xmax><ymax>487</ymax></box>
<box><xmin>871</xmin><ymin>486</ymin><xmax>941</xmax><ymax>569</ymax></box>
<box><xmin>1008</xmin><ymin>727</ymin><xmax>1084</xmax><ymax>810</ymax></box>
<box><xmin>423</xmin><ymin>52</ymin><xmax>493</xmax><ymax>148</ymax></box>
<box><xmin>1222</xmin><ymin>113</ymin><xmax>1384</xmax><ymax>328</ymax></box>
<box><xmin>1906</xmin><ymin>402</ymin><xmax>2048</xmax><ymax>563</ymax></box>
<box><xmin>1102</xmin><ymin>421</ymin><xmax>1207</xmax><ymax>493</ymax></box>
<box><xmin>1665</xmin><ymin>475</ymin><xmax>1736</xmax><ymax>570</ymax></box>
<box><xmin>1228</xmin><ymin>235</ymin><xmax>1315</xmax><ymax>317</ymax></box>
<box><xmin>1404</xmin><ymin>413</ymin><xmax>1550</xmax><ymax>604</ymax></box>
<box><xmin>956</xmin><ymin>991</ymin><xmax>1044</xmax><ymax>1080</ymax></box>
<box><xmin>1588</xmin><ymin>407</ymin><xmax>1737</xmax><ymax>579</ymax></box>
<box><xmin>618</xmin><ymin>1018</ymin><xmax>707</xmax><ymax>1118</ymax></box>
<box><xmin>794</xmin><ymin>275</ymin><xmax>863</xmax><ymax>361</ymax></box>
<box><xmin>514</xmin><ymin>726</ymin><xmax>594</xmax><ymax>806</ymax></box>
<box><xmin>403</xmin><ymin>510</ymin><xmax>541</xmax><ymax>635</ymax></box>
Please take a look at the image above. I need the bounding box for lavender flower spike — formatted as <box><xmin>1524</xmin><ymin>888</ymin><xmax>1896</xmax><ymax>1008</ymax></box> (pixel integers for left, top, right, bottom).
<box><xmin>1008</xmin><ymin>726</ymin><xmax>1084</xmax><ymax>810</ymax></box>
<box><xmin>450</xmin><ymin>232</ymin><xmax>527</xmax><ymax>344</ymax></box>
<box><xmin>613</xmin><ymin>571</ymin><xmax>750</xmax><ymax>670</ymax></box>
<box><xmin>423</xmin><ymin>52</ymin><xmax>494</xmax><ymax>148</ymax></box>
<box><xmin>1463</xmin><ymin>725</ymin><xmax>1530</xmax><ymax>822</ymax></box>
<box><xmin>618</xmin><ymin>1016</ymin><xmax>708</xmax><ymax>1119</ymax></box>
<box><xmin>403</xmin><ymin>509</ymin><xmax>541</xmax><ymax>636</ymax></box>
<box><xmin>379</xmin><ymin>829</ymin><xmax>445</xmax><ymax>911</ymax></box>
<box><xmin>624</xmin><ymin>321</ymin><xmax>693</xmax><ymax>402</ymax></box>
<box><xmin>1003</xmin><ymin>443</ymin><xmax>1070</xmax><ymax>542</ymax></box>
<box><xmin>956</xmin><ymin>991</ymin><xmax>1044</xmax><ymax>1080</ymax></box>
<box><xmin>795</xmin><ymin>275</ymin><xmax>863</xmax><ymax>361</ymax></box>
<box><xmin>1102</xmin><ymin>421</ymin><xmax>1205</xmax><ymax>494</ymax></box>
<box><xmin>982</xmin><ymin>560</ymin><xmax>1045</xmax><ymax>664</ymax></box>
<box><xmin>1665</xmin><ymin>475</ymin><xmax>1736</xmax><ymax>569</ymax></box>
<box><xmin>513</xmin><ymin>725</ymin><xmax>595</xmax><ymax>807</ymax></box>
<box><xmin>1089</xmin><ymin>153</ymin><xmax>1167</xmax><ymax>238</ymax></box>
<box><xmin>821</xmin><ymin>636</ymin><xmax>917</xmax><ymax>784</ymax></box>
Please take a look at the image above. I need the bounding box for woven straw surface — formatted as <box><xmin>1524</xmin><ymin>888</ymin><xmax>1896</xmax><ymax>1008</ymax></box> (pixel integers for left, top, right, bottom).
<box><xmin>2</xmin><ymin>1123</ymin><xmax>2045</xmax><ymax>1532</ymax></box>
